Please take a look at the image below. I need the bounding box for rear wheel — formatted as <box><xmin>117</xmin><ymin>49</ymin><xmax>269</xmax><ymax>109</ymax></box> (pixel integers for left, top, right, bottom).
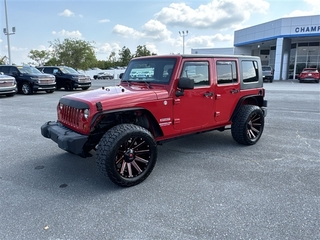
<box><xmin>96</xmin><ymin>124</ymin><xmax>157</xmax><ymax>187</ymax></box>
<box><xmin>21</xmin><ymin>83</ymin><xmax>32</xmax><ymax>95</ymax></box>
<box><xmin>231</xmin><ymin>105</ymin><xmax>264</xmax><ymax>145</ymax></box>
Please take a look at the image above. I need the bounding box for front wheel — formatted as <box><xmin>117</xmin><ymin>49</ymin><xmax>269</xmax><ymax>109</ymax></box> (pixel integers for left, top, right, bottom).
<box><xmin>231</xmin><ymin>105</ymin><xmax>264</xmax><ymax>145</ymax></box>
<box><xmin>21</xmin><ymin>83</ymin><xmax>32</xmax><ymax>95</ymax></box>
<box><xmin>96</xmin><ymin>124</ymin><xmax>157</xmax><ymax>187</ymax></box>
<box><xmin>64</xmin><ymin>82</ymin><xmax>73</xmax><ymax>91</ymax></box>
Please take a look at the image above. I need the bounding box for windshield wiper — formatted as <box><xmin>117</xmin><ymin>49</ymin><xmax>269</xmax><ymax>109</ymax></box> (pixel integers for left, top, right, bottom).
<box><xmin>143</xmin><ymin>81</ymin><xmax>152</xmax><ymax>89</ymax></box>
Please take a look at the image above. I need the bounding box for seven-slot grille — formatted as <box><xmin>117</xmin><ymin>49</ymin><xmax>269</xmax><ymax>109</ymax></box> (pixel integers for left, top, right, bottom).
<box><xmin>59</xmin><ymin>105</ymin><xmax>81</xmax><ymax>128</ymax></box>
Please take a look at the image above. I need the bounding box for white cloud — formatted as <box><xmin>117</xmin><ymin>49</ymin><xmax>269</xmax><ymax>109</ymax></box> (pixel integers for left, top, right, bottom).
<box><xmin>142</xmin><ymin>20</ymin><xmax>172</xmax><ymax>40</ymax></box>
<box><xmin>11</xmin><ymin>46</ymin><xmax>28</xmax><ymax>52</ymax></box>
<box><xmin>52</xmin><ymin>29</ymin><xmax>83</xmax><ymax>38</ymax></box>
<box><xmin>186</xmin><ymin>34</ymin><xmax>233</xmax><ymax>49</ymax></box>
<box><xmin>99</xmin><ymin>19</ymin><xmax>110</xmax><ymax>23</ymax></box>
<box><xmin>154</xmin><ymin>0</ymin><xmax>270</xmax><ymax>29</ymax></box>
<box><xmin>58</xmin><ymin>9</ymin><xmax>75</xmax><ymax>17</ymax></box>
<box><xmin>98</xmin><ymin>42</ymin><xmax>121</xmax><ymax>54</ymax></box>
<box><xmin>112</xmin><ymin>24</ymin><xmax>144</xmax><ymax>39</ymax></box>
<box><xmin>284</xmin><ymin>0</ymin><xmax>320</xmax><ymax>17</ymax></box>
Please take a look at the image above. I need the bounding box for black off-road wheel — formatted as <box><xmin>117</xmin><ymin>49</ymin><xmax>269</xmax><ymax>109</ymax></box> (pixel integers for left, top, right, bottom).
<box><xmin>64</xmin><ymin>82</ymin><xmax>73</xmax><ymax>91</ymax></box>
<box><xmin>21</xmin><ymin>82</ymin><xmax>32</xmax><ymax>95</ymax></box>
<box><xmin>231</xmin><ymin>105</ymin><xmax>264</xmax><ymax>145</ymax></box>
<box><xmin>96</xmin><ymin>124</ymin><xmax>158</xmax><ymax>187</ymax></box>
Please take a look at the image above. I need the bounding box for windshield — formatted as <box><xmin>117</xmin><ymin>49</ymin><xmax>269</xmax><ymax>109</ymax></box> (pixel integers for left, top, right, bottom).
<box><xmin>18</xmin><ymin>66</ymin><xmax>42</xmax><ymax>74</ymax></box>
<box><xmin>262</xmin><ymin>66</ymin><xmax>271</xmax><ymax>71</ymax></box>
<box><xmin>121</xmin><ymin>58</ymin><xmax>177</xmax><ymax>84</ymax></box>
<box><xmin>59</xmin><ymin>67</ymin><xmax>79</xmax><ymax>74</ymax></box>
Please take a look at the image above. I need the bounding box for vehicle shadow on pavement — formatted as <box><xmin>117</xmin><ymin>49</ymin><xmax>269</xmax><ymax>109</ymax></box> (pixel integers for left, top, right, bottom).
<box><xmin>5</xmin><ymin>151</ymin><xmax>122</xmax><ymax>196</ymax></box>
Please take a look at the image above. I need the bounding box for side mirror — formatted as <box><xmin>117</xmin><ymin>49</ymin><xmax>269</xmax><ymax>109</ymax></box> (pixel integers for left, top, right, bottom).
<box><xmin>178</xmin><ymin>77</ymin><xmax>194</xmax><ymax>89</ymax></box>
<box><xmin>119</xmin><ymin>73</ymin><xmax>123</xmax><ymax>79</ymax></box>
<box><xmin>176</xmin><ymin>77</ymin><xmax>194</xmax><ymax>97</ymax></box>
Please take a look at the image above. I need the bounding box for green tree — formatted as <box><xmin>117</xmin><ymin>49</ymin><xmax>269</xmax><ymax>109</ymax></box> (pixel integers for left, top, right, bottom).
<box><xmin>28</xmin><ymin>49</ymin><xmax>51</xmax><ymax>66</ymax></box>
<box><xmin>49</xmin><ymin>38</ymin><xmax>97</xmax><ymax>70</ymax></box>
<box><xmin>118</xmin><ymin>46</ymin><xmax>132</xmax><ymax>66</ymax></box>
<box><xmin>134</xmin><ymin>45</ymin><xmax>153</xmax><ymax>57</ymax></box>
<box><xmin>108</xmin><ymin>51</ymin><xmax>117</xmax><ymax>68</ymax></box>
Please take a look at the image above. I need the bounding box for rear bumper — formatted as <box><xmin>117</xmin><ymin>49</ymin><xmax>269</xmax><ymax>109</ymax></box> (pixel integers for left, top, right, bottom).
<box><xmin>262</xmin><ymin>100</ymin><xmax>267</xmax><ymax>117</ymax></box>
<box><xmin>41</xmin><ymin>121</ymin><xmax>88</xmax><ymax>155</ymax></box>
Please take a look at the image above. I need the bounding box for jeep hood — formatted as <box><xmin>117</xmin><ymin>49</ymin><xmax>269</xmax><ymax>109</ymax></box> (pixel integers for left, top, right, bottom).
<box><xmin>61</xmin><ymin>85</ymin><xmax>169</xmax><ymax>110</ymax></box>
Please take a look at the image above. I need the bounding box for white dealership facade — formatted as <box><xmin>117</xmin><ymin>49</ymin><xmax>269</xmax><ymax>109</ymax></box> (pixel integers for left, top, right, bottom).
<box><xmin>192</xmin><ymin>15</ymin><xmax>320</xmax><ymax>80</ymax></box>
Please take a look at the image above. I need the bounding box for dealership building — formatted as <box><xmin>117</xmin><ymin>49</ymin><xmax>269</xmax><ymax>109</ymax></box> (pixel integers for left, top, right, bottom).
<box><xmin>191</xmin><ymin>15</ymin><xmax>320</xmax><ymax>80</ymax></box>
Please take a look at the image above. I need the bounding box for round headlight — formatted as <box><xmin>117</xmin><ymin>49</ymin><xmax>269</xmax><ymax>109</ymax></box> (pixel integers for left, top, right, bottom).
<box><xmin>84</xmin><ymin>109</ymin><xmax>90</xmax><ymax>119</ymax></box>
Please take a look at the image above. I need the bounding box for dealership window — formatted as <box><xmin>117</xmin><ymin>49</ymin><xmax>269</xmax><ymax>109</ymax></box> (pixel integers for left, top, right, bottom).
<box><xmin>295</xmin><ymin>42</ymin><xmax>320</xmax><ymax>74</ymax></box>
<box><xmin>216</xmin><ymin>61</ymin><xmax>237</xmax><ymax>84</ymax></box>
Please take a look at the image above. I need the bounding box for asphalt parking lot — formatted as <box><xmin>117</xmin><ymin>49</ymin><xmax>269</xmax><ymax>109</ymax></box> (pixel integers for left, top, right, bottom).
<box><xmin>0</xmin><ymin>79</ymin><xmax>319</xmax><ymax>239</ymax></box>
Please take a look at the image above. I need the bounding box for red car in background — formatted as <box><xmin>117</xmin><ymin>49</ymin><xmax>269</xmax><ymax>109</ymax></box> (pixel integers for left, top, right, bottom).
<box><xmin>298</xmin><ymin>68</ymin><xmax>320</xmax><ymax>83</ymax></box>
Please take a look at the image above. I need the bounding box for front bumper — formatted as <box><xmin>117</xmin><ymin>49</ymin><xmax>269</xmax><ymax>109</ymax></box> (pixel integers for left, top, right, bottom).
<box><xmin>74</xmin><ymin>82</ymin><xmax>91</xmax><ymax>88</ymax></box>
<box><xmin>34</xmin><ymin>84</ymin><xmax>56</xmax><ymax>91</ymax></box>
<box><xmin>41</xmin><ymin>121</ymin><xmax>88</xmax><ymax>155</ymax></box>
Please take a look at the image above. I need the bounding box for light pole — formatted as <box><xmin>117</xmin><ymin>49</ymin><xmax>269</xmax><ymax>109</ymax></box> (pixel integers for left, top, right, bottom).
<box><xmin>3</xmin><ymin>0</ymin><xmax>16</xmax><ymax>64</ymax></box>
<box><xmin>179</xmin><ymin>30</ymin><xmax>188</xmax><ymax>54</ymax></box>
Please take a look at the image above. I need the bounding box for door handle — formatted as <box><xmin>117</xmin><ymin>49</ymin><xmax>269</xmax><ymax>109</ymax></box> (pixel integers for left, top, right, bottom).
<box><xmin>204</xmin><ymin>92</ymin><xmax>214</xmax><ymax>97</ymax></box>
<box><xmin>230</xmin><ymin>89</ymin><xmax>239</xmax><ymax>94</ymax></box>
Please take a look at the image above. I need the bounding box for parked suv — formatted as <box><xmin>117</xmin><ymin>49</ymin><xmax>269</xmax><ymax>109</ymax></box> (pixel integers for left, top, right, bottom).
<box><xmin>41</xmin><ymin>54</ymin><xmax>267</xmax><ymax>187</ymax></box>
<box><xmin>37</xmin><ymin>66</ymin><xmax>91</xmax><ymax>91</ymax></box>
<box><xmin>262</xmin><ymin>65</ymin><xmax>274</xmax><ymax>82</ymax></box>
<box><xmin>0</xmin><ymin>65</ymin><xmax>56</xmax><ymax>95</ymax></box>
<box><xmin>0</xmin><ymin>72</ymin><xmax>17</xmax><ymax>97</ymax></box>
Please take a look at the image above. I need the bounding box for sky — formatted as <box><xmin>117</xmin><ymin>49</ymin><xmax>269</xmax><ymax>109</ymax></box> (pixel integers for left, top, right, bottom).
<box><xmin>0</xmin><ymin>0</ymin><xmax>319</xmax><ymax>65</ymax></box>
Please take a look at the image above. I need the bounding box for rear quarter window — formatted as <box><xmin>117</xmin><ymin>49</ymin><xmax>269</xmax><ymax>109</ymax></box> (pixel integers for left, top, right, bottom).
<box><xmin>242</xmin><ymin>60</ymin><xmax>259</xmax><ymax>83</ymax></box>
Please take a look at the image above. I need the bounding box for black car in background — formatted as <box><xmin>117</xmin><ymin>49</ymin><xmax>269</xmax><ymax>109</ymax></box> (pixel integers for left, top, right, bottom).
<box><xmin>0</xmin><ymin>65</ymin><xmax>56</xmax><ymax>95</ymax></box>
<box><xmin>37</xmin><ymin>66</ymin><xmax>91</xmax><ymax>91</ymax></box>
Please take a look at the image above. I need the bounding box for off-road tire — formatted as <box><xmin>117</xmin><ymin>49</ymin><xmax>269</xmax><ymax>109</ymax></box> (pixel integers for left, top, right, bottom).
<box><xmin>96</xmin><ymin>124</ymin><xmax>157</xmax><ymax>187</ymax></box>
<box><xmin>21</xmin><ymin>82</ymin><xmax>32</xmax><ymax>95</ymax></box>
<box><xmin>231</xmin><ymin>105</ymin><xmax>264</xmax><ymax>145</ymax></box>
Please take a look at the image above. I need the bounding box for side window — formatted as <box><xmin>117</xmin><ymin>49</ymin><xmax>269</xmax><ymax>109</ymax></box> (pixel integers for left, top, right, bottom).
<box><xmin>43</xmin><ymin>68</ymin><xmax>53</xmax><ymax>74</ymax></box>
<box><xmin>9</xmin><ymin>67</ymin><xmax>18</xmax><ymax>75</ymax></box>
<box><xmin>242</xmin><ymin>60</ymin><xmax>259</xmax><ymax>83</ymax></box>
<box><xmin>216</xmin><ymin>61</ymin><xmax>237</xmax><ymax>84</ymax></box>
<box><xmin>180</xmin><ymin>61</ymin><xmax>209</xmax><ymax>87</ymax></box>
<box><xmin>0</xmin><ymin>66</ymin><xmax>10</xmax><ymax>74</ymax></box>
<box><xmin>53</xmin><ymin>68</ymin><xmax>60</xmax><ymax>74</ymax></box>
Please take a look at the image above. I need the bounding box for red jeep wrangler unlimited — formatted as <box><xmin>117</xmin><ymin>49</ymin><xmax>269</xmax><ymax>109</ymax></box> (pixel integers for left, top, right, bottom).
<box><xmin>41</xmin><ymin>54</ymin><xmax>267</xmax><ymax>187</ymax></box>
